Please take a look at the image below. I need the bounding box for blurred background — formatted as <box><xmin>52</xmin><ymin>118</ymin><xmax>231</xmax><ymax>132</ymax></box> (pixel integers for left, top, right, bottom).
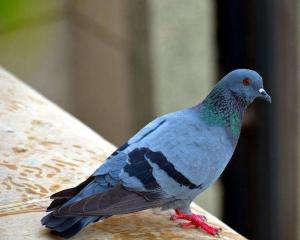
<box><xmin>0</xmin><ymin>1</ymin><xmax>298</xmax><ymax>239</ymax></box>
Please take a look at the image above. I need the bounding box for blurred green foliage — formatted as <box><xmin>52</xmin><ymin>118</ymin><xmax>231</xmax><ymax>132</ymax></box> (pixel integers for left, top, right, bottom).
<box><xmin>0</xmin><ymin>0</ymin><xmax>62</xmax><ymax>32</ymax></box>
<box><xmin>0</xmin><ymin>0</ymin><xmax>65</xmax><ymax>78</ymax></box>
<box><xmin>0</xmin><ymin>1</ymin><xmax>23</xmax><ymax>26</ymax></box>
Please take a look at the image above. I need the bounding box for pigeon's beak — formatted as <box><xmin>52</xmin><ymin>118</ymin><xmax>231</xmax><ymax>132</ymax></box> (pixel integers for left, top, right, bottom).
<box><xmin>258</xmin><ymin>88</ymin><xmax>272</xmax><ymax>103</ymax></box>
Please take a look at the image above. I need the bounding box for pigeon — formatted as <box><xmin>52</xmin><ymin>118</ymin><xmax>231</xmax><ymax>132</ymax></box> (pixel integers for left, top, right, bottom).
<box><xmin>41</xmin><ymin>69</ymin><xmax>271</xmax><ymax>238</ymax></box>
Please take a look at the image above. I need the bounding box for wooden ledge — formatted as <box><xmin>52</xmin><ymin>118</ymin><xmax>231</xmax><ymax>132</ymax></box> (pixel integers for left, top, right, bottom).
<box><xmin>0</xmin><ymin>67</ymin><xmax>246</xmax><ymax>239</ymax></box>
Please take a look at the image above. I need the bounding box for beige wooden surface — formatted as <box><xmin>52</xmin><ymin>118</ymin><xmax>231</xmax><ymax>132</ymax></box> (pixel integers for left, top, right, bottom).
<box><xmin>0</xmin><ymin>68</ymin><xmax>246</xmax><ymax>239</ymax></box>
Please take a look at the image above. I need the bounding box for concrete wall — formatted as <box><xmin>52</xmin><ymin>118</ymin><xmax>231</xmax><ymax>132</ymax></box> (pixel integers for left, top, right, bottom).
<box><xmin>149</xmin><ymin>0</ymin><xmax>215</xmax><ymax>113</ymax></box>
<box><xmin>147</xmin><ymin>0</ymin><xmax>221</xmax><ymax>218</ymax></box>
<box><xmin>70</xmin><ymin>0</ymin><xmax>133</xmax><ymax>145</ymax></box>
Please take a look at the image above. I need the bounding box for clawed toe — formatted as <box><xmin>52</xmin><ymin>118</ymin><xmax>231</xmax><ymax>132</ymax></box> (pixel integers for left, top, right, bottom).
<box><xmin>171</xmin><ymin>209</ymin><xmax>222</xmax><ymax>237</ymax></box>
<box><xmin>212</xmin><ymin>227</ymin><xmax>222</xmax><ymax>237</ymax></box>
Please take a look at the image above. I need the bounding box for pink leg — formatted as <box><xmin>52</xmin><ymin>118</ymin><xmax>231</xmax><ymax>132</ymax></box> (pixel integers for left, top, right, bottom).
<box><xmin>171</xmin><ymin>209</ymin><xmax>222</xmax><ymax>236</ymax></box>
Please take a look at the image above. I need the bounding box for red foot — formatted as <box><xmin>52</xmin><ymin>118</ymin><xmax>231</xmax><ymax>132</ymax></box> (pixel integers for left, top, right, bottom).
<box><xmin>171</xmin><ymin>209</ymin><xmax>222</xmax><ymax>236</ymax></box>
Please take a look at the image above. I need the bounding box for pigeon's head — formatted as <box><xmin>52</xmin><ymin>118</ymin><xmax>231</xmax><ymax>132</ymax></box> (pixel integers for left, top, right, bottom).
<box><xmin>221</xmin><ymin>69</ymin><xmax>271</xmax><ymax>104</ymax></box>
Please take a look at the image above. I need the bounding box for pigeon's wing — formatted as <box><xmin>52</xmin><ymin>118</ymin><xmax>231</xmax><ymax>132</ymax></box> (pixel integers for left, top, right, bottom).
<box><xmin>49</xmin><ymin>114</ymin><xmax>168</xmax><ymax>201</ymax></box>
<box><xmin>52</xmin><ymin>115</ymin><xmax>174</xmax><ymax>216</ymax></box>
<box><xmin>54</xmin><ymin>148</ymin><xmax>174</xmax><ymax>217</ymax></box>
<box><xmin>47</xmin><ymin>144</ymin><xmax>129</xmax><ymax>211</ymax></box>
<box><xmin>55</xmin><ymin>184</ymin><xmax>171</xmax><ymax>217</ymax></box>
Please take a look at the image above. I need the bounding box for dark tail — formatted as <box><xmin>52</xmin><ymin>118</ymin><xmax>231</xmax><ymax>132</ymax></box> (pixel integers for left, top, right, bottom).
<box><xmin>42</xmin><ymin>176</ymin><xmax>103</xmax><ymax>238</ymax></box>
<box><xmin>47</xmin><ymin>176</ymin><xmax>95</xmax><ymax>212</ymax></box>
<box><xmin>42</xmin><ymin>176</ymin><xmax>111</xmax><ymax>238</ymax></box>
<box><xmin>41</xmin><ymin>212</ymin><xmax>103</xmax><ymax>238</ymax></box>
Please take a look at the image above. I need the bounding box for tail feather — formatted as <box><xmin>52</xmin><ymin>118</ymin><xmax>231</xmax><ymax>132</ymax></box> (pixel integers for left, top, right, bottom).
<box><xmin>50</xmin><ymin>176</ymin><xmax>95</xmax><ymax>201</ymax></box>
<box><xmin>41</xmin><ymin>212</ymin><xmax>102</xmax><ymax>239</ymax></box>
<box><xmin>55</xmin><ymin>216</ymin><xmax>102</xmax><ymax>239</ymax></box>
<box><xmin>41</xmin><ymin>213</ymin><xmax>67</xmax><ymax>228</ymax></box>
<box><xmin>43</xmin><ymin>176</ymin><xmax>111</xmax><ymax>237</ymax></box>
<box><xmin>47</xmin><ymin>198</ymin><xmax>69</xmax><ymax>212</ymax></box>
<box><xmin>51</xmin><ymin>216</ymin><xmax>81</xmax><ymax>232</ymax></box>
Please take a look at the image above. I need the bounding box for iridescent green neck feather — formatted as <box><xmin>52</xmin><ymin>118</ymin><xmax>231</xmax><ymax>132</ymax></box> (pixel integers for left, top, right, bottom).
<box><xmin>199</xmin><ymin>84</ymin><xmax>247</xmax><ymax>138</ymax></box>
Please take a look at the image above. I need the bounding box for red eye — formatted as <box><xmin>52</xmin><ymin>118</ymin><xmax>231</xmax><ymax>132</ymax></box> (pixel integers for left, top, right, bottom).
<box><xmin>243</xmin><ymin>78</ymin><xmax>251</xmax><ymax>86</ymax></box>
